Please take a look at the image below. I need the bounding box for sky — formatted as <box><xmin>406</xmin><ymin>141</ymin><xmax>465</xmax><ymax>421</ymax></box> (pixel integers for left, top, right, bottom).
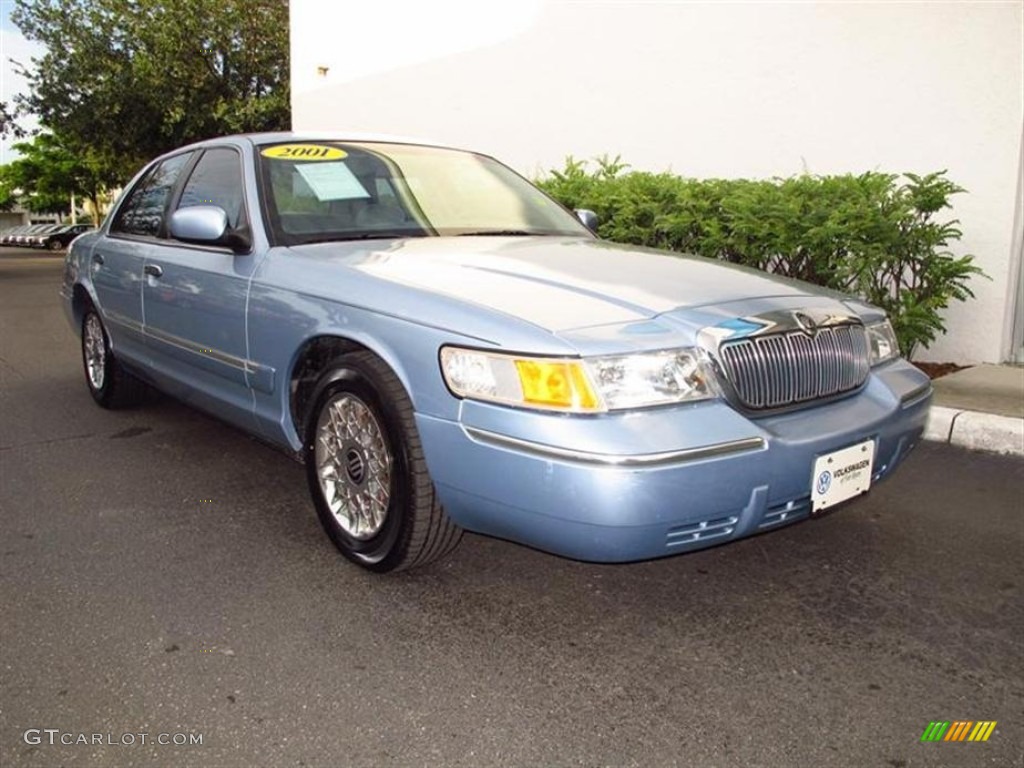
<box><xmin>1</xmin><ymin>0</ymin><xmax>43</xmax><ymax>164</ymax></box>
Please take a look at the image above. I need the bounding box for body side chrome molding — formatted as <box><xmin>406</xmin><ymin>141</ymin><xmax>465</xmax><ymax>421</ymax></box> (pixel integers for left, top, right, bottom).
<box><xmin>104</xmin><ymin>309</ymin><xmax>144</xmax><ymax>335</ymax></box>
<box><xmin>145</xmin><ymin>323</ymin><xmax>249</xmax><ymax>371</ymax></box>
<box><xmin>462</xmin><ymin>426</ymin><xmax>765</xmax><ymax>467</ymax></box>
<box><xmin>105</xmin><ymin>313</ymin><xmax>276</xmax><ymax>393</ymax></box>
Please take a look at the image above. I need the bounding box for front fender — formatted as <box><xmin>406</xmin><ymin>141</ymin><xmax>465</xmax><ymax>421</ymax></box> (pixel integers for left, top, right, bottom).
<box><xmin>247</xmin><ymin>286</ymin><xmax>498</xmax><ymax>452</ymax></box>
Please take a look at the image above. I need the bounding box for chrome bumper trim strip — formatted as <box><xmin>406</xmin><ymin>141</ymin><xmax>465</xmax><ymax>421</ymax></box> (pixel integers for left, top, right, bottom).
<box><xmin>900</xmin><ymin>382</ymin><xmax>933</xmax><ymax>407</ymax></box>
<box><xmin>462</xmin><ymin>427</ymin><xmax>765</xmax><ymax>467</ymax></box>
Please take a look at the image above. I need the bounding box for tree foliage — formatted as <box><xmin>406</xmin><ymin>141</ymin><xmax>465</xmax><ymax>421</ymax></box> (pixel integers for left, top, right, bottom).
<box><xmin>0</xmin><ymin>168</ymin><xmax>18</xmax><ymax>211</ymax></box>
<box><xmin>0</xmin><ymin>101</ymin><xmax>24</xmax><ymax>140</ymax></box>
<box><xmin>2</xmin><ymin>133</ymin><xmax>114</xmax><ymax>221</ymax></box>
<box><xmin>538</xmin><ymin>158</ymin><xmax>986</xmax><ymax>358</ymax></box>
<box><xmin>11</xmin><ymin>0</ymin><xmax>290</xmax><ymax>183</ymax></box>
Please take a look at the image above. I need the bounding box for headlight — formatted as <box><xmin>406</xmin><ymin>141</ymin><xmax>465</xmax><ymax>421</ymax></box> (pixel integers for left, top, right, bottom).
<box><xmin>440</xmin><ymin>346</ymin><xmax>717</xmax><ymax>412</ymax></box>
<box><xmin>585</xmin><ymin>349</ymin><xmax>717</xmax><ymax>409</ymax></box>
<box><xmin>866</xmin><ymin>320</ymin><xmax>899</xmax><ymax>366</ymax></box>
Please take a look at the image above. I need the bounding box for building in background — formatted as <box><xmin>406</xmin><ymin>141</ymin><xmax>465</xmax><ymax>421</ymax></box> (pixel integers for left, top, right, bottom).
<box><xmin>290</xmin><ymin>0</ymin><xmax>1024</xmax><ymax>364</ymax></box>
<box><xmin>0</xmin><ymin>209</ymin><xmax>27</xmax><ymax>230</ymax></box>
<box><xmin>0</xmin><ymin>205</ymin><xmax>58</xmax><ymax>231</ymax></box>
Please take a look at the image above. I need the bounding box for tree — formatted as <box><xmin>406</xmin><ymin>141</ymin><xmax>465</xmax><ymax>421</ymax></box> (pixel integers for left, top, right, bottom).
<box><xmin>0</xmin><ymin>101</ymin><xmax>24</xmax><ymax>140</ymax></box>
<box><xmin>11</xmin><ymin>0</ymin><xmax>289</xmax><ymax>184</ymax></box>
<box><xmin>0</xmin><ymin>167</ymin><xmax>19</xmax><ymax>212</ymax></box>
<box><xmin>3</xmin><ymin>133</ymin><xmax>114</xmax><ymax>223</ymax></box>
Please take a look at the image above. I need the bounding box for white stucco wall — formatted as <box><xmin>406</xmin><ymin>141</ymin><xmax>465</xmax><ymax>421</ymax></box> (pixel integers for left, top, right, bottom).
<box><xmin>291</xmin><ymin>0</ymin><xmax>1024</xmax><ymax>363</ymax></box>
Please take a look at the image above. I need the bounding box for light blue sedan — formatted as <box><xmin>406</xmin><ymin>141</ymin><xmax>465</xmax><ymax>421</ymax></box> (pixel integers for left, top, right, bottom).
<box><xmin>61</xmin><ymin>133</ymin><xmax>932</xmax><ymax>572</ymax></box>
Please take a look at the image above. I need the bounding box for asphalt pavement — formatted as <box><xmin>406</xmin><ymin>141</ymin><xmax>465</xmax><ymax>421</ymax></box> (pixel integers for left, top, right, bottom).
<box><xmin>2</xmin><ymin>251</ymin><xmax>1022</xmax><ymax>767</ymax></box>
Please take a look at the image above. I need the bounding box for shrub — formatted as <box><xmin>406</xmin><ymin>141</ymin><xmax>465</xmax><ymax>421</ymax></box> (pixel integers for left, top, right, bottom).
<box><xmin>538</xmin><ymin>157</ymin><xmax>985</xmax><ymax>358</ymax></box>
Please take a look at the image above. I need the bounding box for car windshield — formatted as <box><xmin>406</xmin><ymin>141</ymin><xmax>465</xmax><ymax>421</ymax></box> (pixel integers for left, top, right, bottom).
<box><xmin>257</xmin><ymin>141</ymin><xmax>592</xmax><ymax>245</ymax></box>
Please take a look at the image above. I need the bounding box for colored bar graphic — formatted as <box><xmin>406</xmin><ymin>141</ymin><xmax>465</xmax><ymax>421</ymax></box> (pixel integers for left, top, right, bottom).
<box><xmin>945</xmin><ymin>721</ymin><xmax>972</xmax><ymax>741</ymax></box>
<box><xmin>969</xmin><ymin>722</ymin><xmax>997</xmax><ymax>742</ymax></box>
<box><xmin>921</xmin><ymin>720</ymin><xmax>996</xmax><ymax>742</ymax></box>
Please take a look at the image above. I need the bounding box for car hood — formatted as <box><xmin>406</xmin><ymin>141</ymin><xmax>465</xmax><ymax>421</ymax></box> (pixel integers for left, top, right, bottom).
<box><xmin>295</xmin><ymin>236</ymin><xmax>830</xmax><ymax>333</ymax></box>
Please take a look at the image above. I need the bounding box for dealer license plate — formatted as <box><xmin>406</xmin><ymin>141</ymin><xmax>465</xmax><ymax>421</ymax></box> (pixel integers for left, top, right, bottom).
<box><xmin>811</xmin><ymin>439</ymin><xmax>876</xmax><ymax>513</ymax></box>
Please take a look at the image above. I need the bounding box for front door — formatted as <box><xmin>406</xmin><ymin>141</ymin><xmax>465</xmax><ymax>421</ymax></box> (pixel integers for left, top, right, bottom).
<box><xmin>141</xmin><ymin>147</ymin><xmax>259</xmax><ymax>429</ymax></box>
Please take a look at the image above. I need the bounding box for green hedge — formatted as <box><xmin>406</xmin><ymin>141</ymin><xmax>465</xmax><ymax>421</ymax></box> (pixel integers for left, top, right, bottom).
<box><xmin>537</xmin><ymin>156</ymin><xmax>985</xmax><ymax>358</ymax></box>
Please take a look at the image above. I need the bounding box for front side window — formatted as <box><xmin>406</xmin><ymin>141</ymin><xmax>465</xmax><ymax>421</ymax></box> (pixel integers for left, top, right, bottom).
<box><xmin>257</xmin><ymin>142</ymin><xmax>592</xmax><ymax>246</ymax></box>
<box><xmin>176</xmin><ymin>147</ymin><xmax>247</xmax><ymax>230</ymax></box>
<box><xmin>111</xmin><ymin>152</ymin><xmax>193</xmax><ymax>238</ymax></box>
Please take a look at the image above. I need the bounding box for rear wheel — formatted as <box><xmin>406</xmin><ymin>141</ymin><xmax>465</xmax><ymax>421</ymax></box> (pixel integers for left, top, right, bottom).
<box><xmin>81</xmin><ymin>308</ymin><xmax>146</xmax><ymax>408</ymax></box>
<box><xmin>304</xmin><ymin>351</ymin><xmax>462</xmax><ymax>572</ymax></box>
<box><xmin>48</xmin><ymin>239</ymin><xmax>63</xmax><ymax>251</ymax></box>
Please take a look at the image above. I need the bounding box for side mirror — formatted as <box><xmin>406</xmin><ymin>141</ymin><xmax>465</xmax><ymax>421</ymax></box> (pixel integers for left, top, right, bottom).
<box><xmin>168</xmin><ymin>206</ymin><xmax>251</xmax><ymax>253</ymax></box>
<box><xmin>169</xmin><ymin>206</ymin><xmax>228</xmax><ymax>244</ymax></box>
<box><xmin>575</xmin><ymin>209</ymin><xmax>599</xmax><ymax>232</ymax></box>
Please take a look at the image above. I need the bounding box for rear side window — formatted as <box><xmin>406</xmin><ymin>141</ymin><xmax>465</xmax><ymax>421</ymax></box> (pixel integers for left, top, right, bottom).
<box><xmin>176</xmin><ymin>148</ymin><xmax>247</xmax><ymax>230</ymax></box>
<box><xmin>111</xmin><ymin>152</ymin><xmax>193</xmax><ymax>237</ymax></box>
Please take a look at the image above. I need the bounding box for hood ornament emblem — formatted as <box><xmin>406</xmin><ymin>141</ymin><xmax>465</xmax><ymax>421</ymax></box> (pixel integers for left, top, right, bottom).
<box><xmin>793</xmin><ymin>311</ymin><xmax>819</xmax><ymax>338</ymax></box>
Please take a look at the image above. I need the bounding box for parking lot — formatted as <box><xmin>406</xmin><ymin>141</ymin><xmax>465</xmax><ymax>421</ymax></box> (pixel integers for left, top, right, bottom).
<box><xmin>1</xmin><ymin>251</ymin><xmax>1021</xmax><ymax>767</ymax></box>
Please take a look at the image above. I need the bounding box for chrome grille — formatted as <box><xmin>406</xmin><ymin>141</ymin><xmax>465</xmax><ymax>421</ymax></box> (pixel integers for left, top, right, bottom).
<box><xmin>718</xmin><ymin>324</ymin><xmax>870</xmax><ymax>410</ymax></box>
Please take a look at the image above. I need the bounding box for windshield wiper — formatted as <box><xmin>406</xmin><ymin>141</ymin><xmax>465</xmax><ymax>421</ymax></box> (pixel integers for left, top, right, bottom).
<box><xmin>454</xmin><ymin>230</ymin><xmax>547</xmax><ymax>237</ymax></box>
<box><xmin>299</xmin><ymin>232</ymin><xmax>422</xmax><ymax>245</ymax></box>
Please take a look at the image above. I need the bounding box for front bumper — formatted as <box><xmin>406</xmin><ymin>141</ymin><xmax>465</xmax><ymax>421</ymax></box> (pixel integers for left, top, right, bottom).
<box><xmin>415</xmin><ymin>360</ymin><xmax>931</xmax><ymax>562</ymax></box>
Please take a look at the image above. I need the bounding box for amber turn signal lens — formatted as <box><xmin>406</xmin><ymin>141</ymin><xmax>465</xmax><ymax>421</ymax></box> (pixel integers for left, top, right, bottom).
<box><xmin>514</xmin><ymin>360</ymin><xmax>601</xmax><ymax>411</ymax></box>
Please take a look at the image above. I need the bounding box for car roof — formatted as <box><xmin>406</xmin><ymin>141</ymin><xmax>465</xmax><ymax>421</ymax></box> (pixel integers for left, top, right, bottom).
<box><xmin>176</xmin><ymin>131</ymin><xmax>471</xmax><ymax>155</ymax></box>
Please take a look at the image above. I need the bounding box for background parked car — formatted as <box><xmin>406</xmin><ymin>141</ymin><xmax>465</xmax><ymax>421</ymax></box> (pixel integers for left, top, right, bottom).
<box><xmin>14</xmin><ymin>224</ymin><xmax>57</xmax><ymax>246</ymax></box>
<box><xmin>1</xmin><ymin>225</ymin><xmax>30</xmax><ymax>245</ymax></box>
<box><xmin>33</xmin><ymin>223</ymin><xmax>94</xmax><ymax>250</ymax></box>
<box><xmin>11</xmin><ymin>225</ymin><xmax>41</xmax><ymax>245</ymax></box>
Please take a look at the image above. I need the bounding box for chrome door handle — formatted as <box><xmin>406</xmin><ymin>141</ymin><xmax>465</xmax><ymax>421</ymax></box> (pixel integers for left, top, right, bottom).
<box><xmin>143</xmin><ymin>264</ymin><xmax>163</xmax><ymax>278</ymax></box>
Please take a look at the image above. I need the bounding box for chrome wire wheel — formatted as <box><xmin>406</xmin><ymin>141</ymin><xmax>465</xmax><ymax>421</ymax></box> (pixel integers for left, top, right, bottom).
<box><xmin>314</xmin><ymin>393</ymin><xmax>393</xmax><ymax>540</ymax></box>
<box><xmin>83</xmin><ymin>313</ymin><xmax>107</xmax><ymax>391</ymax></box>
<box><xmin>304</xmin><ymin>351</ymin><xmax>463</xmax><ymax>572</ymax></box>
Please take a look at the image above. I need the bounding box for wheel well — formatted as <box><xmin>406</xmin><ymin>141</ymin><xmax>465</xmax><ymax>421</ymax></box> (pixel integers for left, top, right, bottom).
<box><xmin>290</xmin><ymin>336</ymin><xmax>366</xmax><ymax>434</ymax></box>
<box><xmin>71</xmin><ymin>284</ymin><xmax>93</xmax><ymax>330</ymax></box>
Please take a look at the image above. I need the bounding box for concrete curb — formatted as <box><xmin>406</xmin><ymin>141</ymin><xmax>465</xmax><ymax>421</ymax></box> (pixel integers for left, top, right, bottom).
<box><xmin>924</xmin><ymin>406</ymin><xmax>1024</xmax><ymax>456</ymax></box>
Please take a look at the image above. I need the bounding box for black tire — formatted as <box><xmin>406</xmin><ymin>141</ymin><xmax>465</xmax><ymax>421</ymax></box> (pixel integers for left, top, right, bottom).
<box><xmin>48</xmin><ymin>239</ymin><xmax>63</xmax><ymax>251</ymax></box>
<box><xmin>304</xmin><ymin>350</ymin><xmax>463</xmax><ymax>572</ymax></box>
<box><xmin>81</xmin><ymin>307</ymin><xmax>147</xmax><ymax>409</ymax></box>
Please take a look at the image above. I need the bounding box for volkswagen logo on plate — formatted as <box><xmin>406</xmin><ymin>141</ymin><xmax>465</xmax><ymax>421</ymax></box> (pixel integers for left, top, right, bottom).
<box><xmin>794</xmin><ymin>311</ymin><xmax>819</xmax><ymax>338</ymax></box>
<box><xmin>816</xmin><ymin>470</ymin><xmax>832</xmax><ymax>496</ymax></box>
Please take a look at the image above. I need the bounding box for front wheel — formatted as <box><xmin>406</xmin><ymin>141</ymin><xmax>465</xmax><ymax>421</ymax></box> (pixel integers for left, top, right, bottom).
<box><xmin>304</xmin><ymin>351</ymin><xmax>462</xmax><ymax>572</ymax></box>
<box><xmin>48</xmin><ymin>239</ymin><xmax>63</xmax><ymax>251</ymax></box>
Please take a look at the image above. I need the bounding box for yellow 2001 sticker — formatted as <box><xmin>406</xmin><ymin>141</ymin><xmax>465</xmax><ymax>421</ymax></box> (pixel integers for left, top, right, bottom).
<box><xmin>261</xmin><ymin>144</ymin><xmax>347</xmax><ymax>161</ymax></box>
